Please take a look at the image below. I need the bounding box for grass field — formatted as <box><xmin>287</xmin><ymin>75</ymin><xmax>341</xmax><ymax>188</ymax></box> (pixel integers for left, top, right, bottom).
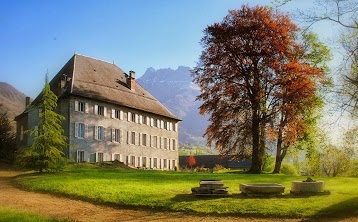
<box><xmin>14</xmin><ymin>163</ymin><xmax>358</xmax><ymax>218</ymax></box>
<box><xmin>0</xmin><ymin>207</ymin><xmax>68</xmax><ymax>222</ymax></box>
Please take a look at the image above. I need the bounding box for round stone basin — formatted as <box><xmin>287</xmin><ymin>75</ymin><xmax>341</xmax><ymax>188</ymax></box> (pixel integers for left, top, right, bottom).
<box><xmin>240</xmin><ymin>183</ymin><xmax>285</xmax><ymax>195</ymax></box>
<box><xmin>291</xmin><ymin>181</ymin><xmax>324</xmax><ymax>193</ymax></box>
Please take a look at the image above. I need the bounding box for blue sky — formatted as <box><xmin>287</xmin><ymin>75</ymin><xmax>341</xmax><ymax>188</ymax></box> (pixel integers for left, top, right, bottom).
<box><xmin>0</xmin><ymin>0</ymin><xmax>329</xmax><ymax>99</ymax></box>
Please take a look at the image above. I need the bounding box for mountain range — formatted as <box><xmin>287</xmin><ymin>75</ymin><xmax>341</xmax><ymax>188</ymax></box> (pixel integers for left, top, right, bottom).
<box><xmin>0</xmin><ymin>82</ymin><xmax>27</xmax><ymax>129</ymax></box>
<box><xmin>137</xmin><ymin>66</ymin><xmax>208</xmax><ymax>145</ymax></box>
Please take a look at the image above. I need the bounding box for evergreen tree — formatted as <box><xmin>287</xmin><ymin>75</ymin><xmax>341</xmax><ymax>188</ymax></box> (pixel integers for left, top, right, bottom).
<box><xmin>17</xmin><ymin>75</ymin><xmax>67</xmax><ymax>172</ymax></box>
<box><xmin>0</xmin><ymin>108</ymin><xmax>16</xmax><ymax>164</ymax></box>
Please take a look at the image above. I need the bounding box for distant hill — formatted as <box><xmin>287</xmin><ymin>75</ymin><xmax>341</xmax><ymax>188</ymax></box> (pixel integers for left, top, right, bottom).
<box><xmin>0</xmin><ymin>82</ymin><xmax>27</xmax><ymax>128</ymax></box>
<box><xmin>137</xmin><ymin>66</ymin><xmax>209</xmax><ymax>145</ymax></box>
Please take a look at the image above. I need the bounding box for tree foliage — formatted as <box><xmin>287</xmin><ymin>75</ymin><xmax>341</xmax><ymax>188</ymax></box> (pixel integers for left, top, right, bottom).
<box><xmin>192</xmin><ymin>5</ymin><xmax>324</xmax><ymax>173</ymax></box>
<box><xmin>0</xmin><ymin>108</ymin><xmax>16</xmax><ymax>164</ymax></box>
<box><xmin>17</xmin><ymin>76</ymin><xmax>67</xmax><ymax>172</ymax></box>
<box><xmin>271</xmin><ymin>32</ymin><xmax>331</xmax><ymax>173</ymax></box>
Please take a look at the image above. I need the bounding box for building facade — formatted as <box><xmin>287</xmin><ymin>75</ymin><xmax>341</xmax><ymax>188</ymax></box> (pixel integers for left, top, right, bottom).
<box><xmin>16</xmin><ymin>54</ymin><xmax>180</xmax><ymax>170</ymax></box>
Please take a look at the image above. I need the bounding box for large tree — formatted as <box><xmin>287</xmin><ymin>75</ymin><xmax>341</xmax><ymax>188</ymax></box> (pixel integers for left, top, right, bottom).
<box><xmin>192</xmin><ymin>5</ymin><xmax>322</xmax><ymax>173</ymax></box>
<box><xmin>17</xmin><ymin>76</ymin><xmax>67</xmax><ymax>172</ymax></box>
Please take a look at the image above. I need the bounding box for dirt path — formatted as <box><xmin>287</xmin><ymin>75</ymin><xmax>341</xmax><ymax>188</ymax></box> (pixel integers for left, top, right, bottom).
<box><xmin>0</xmin><ymin>170</ymin><xmax>355</xmax><ymax>222</ymax></box>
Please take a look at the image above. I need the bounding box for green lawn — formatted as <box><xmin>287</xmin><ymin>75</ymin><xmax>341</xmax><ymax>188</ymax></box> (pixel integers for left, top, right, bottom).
<box><xmin>0</xmin><ymin>207</ymin><xmax>68</xmax><ymax>222</ymax></box>
<box><xmin>14</xmin><ymin>164</ymin><xmax>358</xmax><ymax>218</ymax></box>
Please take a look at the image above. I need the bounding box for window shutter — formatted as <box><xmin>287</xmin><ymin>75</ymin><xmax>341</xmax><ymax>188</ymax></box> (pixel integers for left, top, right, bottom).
<box><xmin>157</xmin><ymin>119</ymin><xmax>160</xmax><ymax>128</ymax></box>
<box><xmin>76</xmin><ymin>150</ymin><xmax>79</xmax><ymax>162</ymax></box>
<box><xmin>174</xmin><ymin>123</ymin><xmax>178</xmax><ymax>132</ymax></box>
<box><xmin>75</xmin><ymin>122</ymin><xmax>79</xmax><ymax>138</ymax></box>
<box><xmin>111</xmin><ymin>128</ymin><xmax>115</xmax><ymax>142</ymax></box>
<box><xmin>119</xmin><ymin>129</ymin><xmax>123</xmax><ymax>143</ymax></box>
<box><xmin>139</xmin><ymin>133</ymin><xmax>142</xmax><ymax>146</ymax></box>
<box><xmin>120</xmin><ymin>110</ymin><xmax>123</xmax><ymax>120</ymax></box>
<box><xmin>128</xmin><ymin>112</ymin><xmax>132</xmax><ymax>121</ymax></box>
<box><xmin>146</xmin><ymin>117</ymin><xmax>150</xmax><ymax>126</ymax></box>
<box><xmin>127</xmin><ymin>131</ymin><xmax>131</xmax><ymax>144</ymax></box>
<box><xmin>151</xmin><ymin>118</ymin><xmax>154</xmax><ymax>127</ymax></box>
<box><xmin>94</xmin><ymin>126</ymin><xmax>98</xmax><ymax>140</ymax></box>
<box><xmin>75</xmin><ymin>101</ymin><xmax>79</xmax><ymax>112</ymax></box>
<box><xmin>146</xmin><ymin>134</ymin><xmax>150</xmax><ymax>147</ymax></box>
<box><xmin>85</xmin><ymin>103</ymin><xmax>89</xmax><ymax>113</ymax></box>
<box><xmin>111</xmin><ymin>109</ymin><xmax>115</xmax><ymax>119</ymax></box>
<box><xmin>139</xmin><ymin>115</ymin><xmax>143</xmax><ymax>124</ymax></box>
<box><xmin>103</xmin><ymin>128</ymin><xmax>107</xmax><ymax>140</ymax></box>
<box><xmin>134</xmin><ymin>132</ymin><xmax>137</xmax><ymax>145</ymax></box>
<box><xmin>104</xmin><ymin>107</ymin><xmax>107</xmax><ymax>117</ymax></box>
<box><xmin>94</xmin><ymin>105</ymin><xmax>98</xmax><ymax>115</ymax></box>
<box><xmin>135</xmin><ymin>114</ymin><xmax>138</xmax><ymax>123</ymax></box>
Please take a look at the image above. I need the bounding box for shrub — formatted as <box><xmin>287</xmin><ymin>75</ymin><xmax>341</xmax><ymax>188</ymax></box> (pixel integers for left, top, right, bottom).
<box><xmin>280</xmin><ymin>163</ymin><xmax>299</xmax><ymax>175</ymax></box>
<box><xmin>213</xmin><ymin>164</ymin><xmax>225</xmax><ymax>171</ymax></box>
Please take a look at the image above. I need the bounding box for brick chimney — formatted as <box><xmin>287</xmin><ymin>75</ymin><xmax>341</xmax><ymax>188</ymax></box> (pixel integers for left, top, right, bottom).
<box><xmin>128</xmin><ymin>70</ymin><xmax>136</xmax><ymax>91</ymax></box>
<box><xmin>25</xmin><ymin>97</ymin><xmax>31</xmax><ymax>107</ymax></box>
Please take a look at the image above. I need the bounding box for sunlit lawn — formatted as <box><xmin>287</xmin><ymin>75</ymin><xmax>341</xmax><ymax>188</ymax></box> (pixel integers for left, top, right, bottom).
<box><xmin>0</xmin><ymin>207</ymin><xmax>68</xmax><ymax>222</ymax></box>
<box><xmin>15</xmin><ymin>163</ymin><xmax>358</xmax><ymax>218</ymax></box>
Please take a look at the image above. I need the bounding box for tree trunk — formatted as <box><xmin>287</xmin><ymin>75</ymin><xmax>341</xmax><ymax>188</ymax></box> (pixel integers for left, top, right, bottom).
<box><xmin>249</xmin><ymin>107</ymin><xmax>261</xmax><ymax>174</ymax></box>
<box><xmin>273</xmin><ymin>141</ymin><xmax>283</xmax><ymax>174</ymax></box>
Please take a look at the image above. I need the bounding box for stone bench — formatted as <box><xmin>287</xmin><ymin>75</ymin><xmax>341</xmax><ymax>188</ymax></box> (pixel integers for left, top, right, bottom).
<box><xmin>192</xmin><ymin>180</ymin><xmax>229</xmax><ymax>196</ymax></box>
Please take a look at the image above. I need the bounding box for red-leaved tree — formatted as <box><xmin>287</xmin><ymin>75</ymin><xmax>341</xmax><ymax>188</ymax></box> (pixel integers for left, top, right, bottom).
<box><xmin>187</xmin><ymin>155</ymin><xmax>196</xmax><ymax>169</ymax></box>
<box><xmin>192</xmin><ymin>5</ymin><xmax>325</xmax><ymax>173</ymax></box>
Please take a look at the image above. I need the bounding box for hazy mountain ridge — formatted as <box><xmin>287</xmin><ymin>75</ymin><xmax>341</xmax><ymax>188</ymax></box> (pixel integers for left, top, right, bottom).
<box><xmin>138</xmin><ymin>67</ymin><xmax>208</xmax><ymax>145</ymax></box>
<box><xmin>0</xmin><ymin>82</ymin><xmax>27</xmax><ymax>129</ymax></box>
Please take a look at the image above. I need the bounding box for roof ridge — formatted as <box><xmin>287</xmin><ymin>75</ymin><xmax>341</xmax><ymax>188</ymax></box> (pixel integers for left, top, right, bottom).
<box><xmin>74</xmin><ymin>53</ymin><xmax>117</xmax><ymax>66</ymax></box>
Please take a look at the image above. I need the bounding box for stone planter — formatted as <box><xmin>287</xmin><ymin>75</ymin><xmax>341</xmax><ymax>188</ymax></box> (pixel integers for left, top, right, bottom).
<box><xmin>240</xmin><ymin>183</ymin><xmax>285</xmax><ymax>196</ymax></box>
<box><xmin>290</xmin><ymin>180</ymin><xmax>329</xmax><ymax>195</ymax></box>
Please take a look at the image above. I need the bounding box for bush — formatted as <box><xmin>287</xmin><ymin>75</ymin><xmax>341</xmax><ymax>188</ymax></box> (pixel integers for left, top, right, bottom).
<box><xmin>262</xmin><ymin>154</ymin><xmax>275</xmax><ymax>173</ymax></box>
<box><xmin>280</xmin><ymin>163</ymin><xmax>299</xmax><ymax>176</ymax></box>
<box><xmin>213</xmin><ymin>164</ymin><xmax>225</xmax><ymax>171</ymax></box>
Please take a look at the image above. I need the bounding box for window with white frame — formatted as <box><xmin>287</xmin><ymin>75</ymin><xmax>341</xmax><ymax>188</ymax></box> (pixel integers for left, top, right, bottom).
<box><xmin>142</xmin><ymin>134</ymin><xmax>147</xmax><ymax>146</ymax></box>
<box><xmin>115</xmin><ymin>110</ymin><xmax>120</xmax><ymax>119</ymax></box>
<box><xmin>75</xmin><ymin>122</ymin><xmax>86</xmax><ymax>138</ymax></box>
<box><xmin>98</xmin><ymin>106</ymin><xmax>104</xmax><ymax>116</ymax></box>
<box><xmin>113</xmin><ymin>153</ymin><xmax>120</xmax><ymax>161</ymax></box>
<box><xmin>77</xmin><ymin>150</ymin><xmax>85</xmax><ymax>162</ymax></box>
<box><xmin>172</xmin><ymin>139</ymin><xmax>176</xmax><ymax>150</ymax></box>
<box><xmin>163</xmin><ymin>138</ymin><xmax>168</xmax><ymax>149</ymax></box>
<box><xmin>172</xmin><ymin>160</ymin><xmax>176</xmax><ymax>169</ymax></box>
<box><xmin>128</xmin><ymin>131</ymin><xmax>136</xmax><ymax>144</ymax></box>
<box><xmin>112</xmin><ymin>129</ymin><xmax>121</xmax><ymax>143</ymax></box>
<box><xmin>142</xmin><ymin>157</ymin><xmax>147</xmax><ymax>168</ymax></box>
<box><xmin>131</xmin><ymin>156</ymin><xmax>136</xmax><ymax>167</ymax></box>
<box><xmin>95</xmin><ymin>126</ymin><xmax>104</xmax><ymax>141</ymax></box>
<box><xmin>163</xmin><ymin>159</ymin><xmax>167</xmax><ymax>168</ymax></box>
<box><xmin>153</xmin><ymin>158</ymin><xmax>157</xmax><ymax>168</ymax></box>
<box><xmin>97</xmin><ymin>152</ymin><xmax>104</xmax><ymax>162</ymax></box>
<box><xmin>152</xmin><ymin>136</ymin><xmax>157</xmax><ymax>148</ymax></box>
<box><xmin>153</xmin><ymin>118</ymin><xmax>158</xmax><ymax>128</ymax></box>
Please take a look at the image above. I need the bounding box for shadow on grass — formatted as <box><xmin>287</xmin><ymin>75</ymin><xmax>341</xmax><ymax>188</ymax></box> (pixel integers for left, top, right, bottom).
<box><xmin>303</xmin><ymin>197</ymin><xmax>358</xmax><ymax>221</ymax></box>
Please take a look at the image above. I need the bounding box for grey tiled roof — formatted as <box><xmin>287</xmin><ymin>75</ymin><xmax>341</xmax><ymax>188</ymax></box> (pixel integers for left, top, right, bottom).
<box><xmin>54</xmin><ymin>54</ymin><xmax>181</xmax><ymax>120</ymax></box>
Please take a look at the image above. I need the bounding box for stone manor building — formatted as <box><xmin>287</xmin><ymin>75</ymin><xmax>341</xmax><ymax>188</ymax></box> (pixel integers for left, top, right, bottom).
<box><xmin>16</xmin><ymin>54</ymin><xmax>180</xmax><ymax>170</ymax></box>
